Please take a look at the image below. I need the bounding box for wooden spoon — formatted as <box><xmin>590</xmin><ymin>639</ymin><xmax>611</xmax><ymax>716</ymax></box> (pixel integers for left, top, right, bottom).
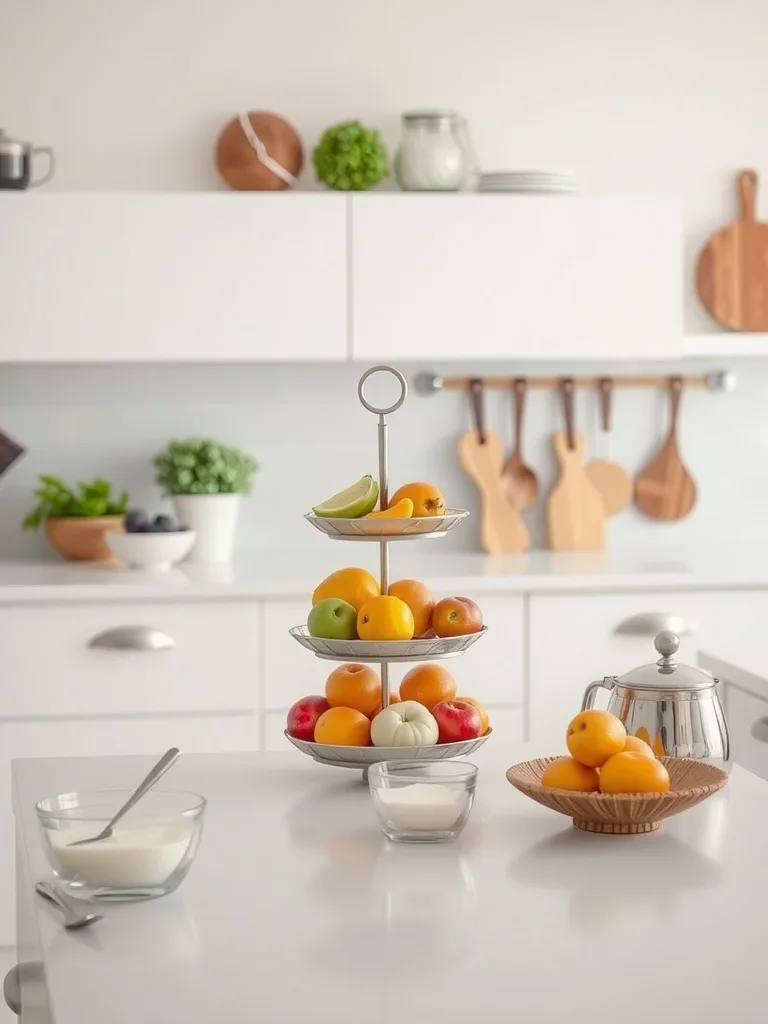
<box><xmin>458</xmin><ymin>379</ymin><xmax>530</xmax><ymax>554</ymax></box>
<box><xmin>584</xmin><ymin>378</ymin><xmax>632</xmax><ymax>517</ymax></box>
<box><xmin>634</xmin><ymin>376</ymin><xmax>698</xmax><ymax>521</ymax></box>
<box><xmin>501</xmin><ymin>378</ymin><xmax>540</xmax><ymax>512</ymax></box>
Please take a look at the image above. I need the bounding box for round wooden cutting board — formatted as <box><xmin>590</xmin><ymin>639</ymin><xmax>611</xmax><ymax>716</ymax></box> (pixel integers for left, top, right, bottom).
<box><xmin>696</xmin><ymin>169</ymin><xmax>768</xmax><ymax>331</ymax></box>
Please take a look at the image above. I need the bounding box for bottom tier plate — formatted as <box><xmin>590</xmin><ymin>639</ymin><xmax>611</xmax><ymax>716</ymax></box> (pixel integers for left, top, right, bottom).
<box><xmin>285</xmin><ymin>729</ymin><xmax>491</xmax><ymax>772</ymax></box>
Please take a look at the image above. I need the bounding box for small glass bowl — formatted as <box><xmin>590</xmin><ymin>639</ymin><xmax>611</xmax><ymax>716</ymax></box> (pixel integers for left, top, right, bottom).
<box><xmin>368</xmin><ymin>760</ymin><xmax>478</xmax><ymax>843</ymax></box>
<box><xmin>36</xmin><ymin>789</ymin><xmax>206</xmax><ymax>902</ymax></box>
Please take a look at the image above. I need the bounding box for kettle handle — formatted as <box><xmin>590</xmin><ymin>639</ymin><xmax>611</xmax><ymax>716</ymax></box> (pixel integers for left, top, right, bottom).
<box><xmin>582</xmin><ymin>677</ymin><xmax>615</xmax><ymax>711</ymax></box>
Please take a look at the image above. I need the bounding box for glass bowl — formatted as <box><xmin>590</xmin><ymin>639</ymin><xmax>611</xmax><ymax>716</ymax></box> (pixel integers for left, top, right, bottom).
<box><xmin>36</xmin><ymin>789</ymin><xmax>206</xmax><ymax>901</ymax></box>
<box><xmin>368</xmin><ymin>760</ymin><xmax>478</xmax><ymax>843</ymax></box>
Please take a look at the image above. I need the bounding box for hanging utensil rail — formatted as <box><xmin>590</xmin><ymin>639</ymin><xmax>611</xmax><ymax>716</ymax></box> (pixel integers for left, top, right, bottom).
<box><xmin>415</xmin><ymin>370</ymin><xmax>736</xmax><ymax>395</ymax></box>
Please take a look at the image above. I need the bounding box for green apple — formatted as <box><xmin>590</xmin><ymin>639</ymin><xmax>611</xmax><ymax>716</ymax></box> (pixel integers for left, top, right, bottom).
<box><xmin>308</xmin><ymin>598</ymin><xmax>358</xmax><ymax>640</ymax></box>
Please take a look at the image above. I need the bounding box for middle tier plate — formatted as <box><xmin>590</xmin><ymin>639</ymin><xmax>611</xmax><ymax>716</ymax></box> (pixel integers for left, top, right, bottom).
<box><xmin>289</xmin><ymin>625</ymin><xmax>488</xmax><ymax>663</ymax></box>
<box><xmin>304</xmin><ymin>509</ymin><xmax>469</xmax><ymax>541</ymax></box>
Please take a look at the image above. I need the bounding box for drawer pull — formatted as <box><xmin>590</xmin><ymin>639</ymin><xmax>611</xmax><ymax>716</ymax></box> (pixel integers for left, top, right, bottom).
<box><xmin>88</xmin><ymin>626</ymin><xmax>176</xmax><ymax>651</ymax></box>
<box><xmin>614</xmin><ymin>613</ymin><xmax>696</xmax><ymax>638</ymax></box>
<box><xmin>3</xmin><ymin>966</ymin><xmax>20</xmax><ymax>1015</ymax></box>
<box><xmin>751</xmin><ymin>717</ymin><xmax>768</xmax><ymax>745</ymax></box>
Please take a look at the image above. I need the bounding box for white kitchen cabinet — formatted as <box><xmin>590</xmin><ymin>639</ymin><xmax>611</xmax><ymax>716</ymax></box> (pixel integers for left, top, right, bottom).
<box><xmin>351</xmin><ymin>194</ymin><xmax>682</xmax><ymax>361</ymax></box>
<box><xmin>263</xmin><ymin>599</ymin><xmax>323</xmax><ymax>710</ymax></box>
<box><xmin>528</xmin><ymin>590</ymin><xmax>768</xmax><ymax>747</ymax></box>
<box><xmin>721</xmin><ymin>684</ymin><xmax>768</xmax><ymax>780</ymax></box>
<box><xmin>0</xmin><ymin>713</ymin><xmax>259</xmax><ymax>945</ymax></box>
<box><xmin>0</xmin><ymin>193</ymin><xmax>347</xmax><ymax>362</ymax></box>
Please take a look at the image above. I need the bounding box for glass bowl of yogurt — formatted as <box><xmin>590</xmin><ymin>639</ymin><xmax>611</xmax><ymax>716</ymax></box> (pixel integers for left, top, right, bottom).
<box><xmin>368</xmin><ymin>760</ymin><xmax>478</xmax><ymax>843</ymax></box>
<box><xmin>36</xmin><ymin>789</ymin><xmax>206</xmax><ymax>901</ymax></box>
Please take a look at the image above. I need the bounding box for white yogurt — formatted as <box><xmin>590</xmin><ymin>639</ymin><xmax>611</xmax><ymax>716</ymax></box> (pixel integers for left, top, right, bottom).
<box><xmin>49</xmin><ymin>822</ymin><xmax>191</xmax><ymax>888</ymax></box>
<box><xmin>374</xmin><ymin>783</ymin><xmax>467</xmax><ymax>831</ymax></box>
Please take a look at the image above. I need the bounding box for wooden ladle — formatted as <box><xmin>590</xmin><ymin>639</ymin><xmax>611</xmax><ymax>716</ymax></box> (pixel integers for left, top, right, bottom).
<box><xmin>501</xmin><ymin>378</ymin><xmax>540</xmax><ymax>512</ymax></box>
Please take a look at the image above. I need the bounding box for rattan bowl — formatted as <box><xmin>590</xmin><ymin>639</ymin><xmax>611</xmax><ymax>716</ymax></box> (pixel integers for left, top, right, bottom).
<box><xmin>506</xmin><ymin>757</ymin><xmax>728</xmax><ymax>834</ymax></box>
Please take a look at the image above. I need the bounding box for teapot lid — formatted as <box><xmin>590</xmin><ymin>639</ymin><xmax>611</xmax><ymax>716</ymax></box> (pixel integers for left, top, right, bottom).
<box><xmin>616</xmin><ymin>631</ymin><xmax>717</xmax><ymax>691</ymax></box>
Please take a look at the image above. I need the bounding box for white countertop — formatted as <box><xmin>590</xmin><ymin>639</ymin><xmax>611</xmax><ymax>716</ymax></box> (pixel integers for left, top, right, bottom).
<box><xmin>2</xmin><ymin>548</ymin><xmax>768</xmax><ymax>602</ymax></box>
<box><xmin>12</xmin><ymin>746</ymin><xmax>768</xmax><ymax>1023</ymax></box>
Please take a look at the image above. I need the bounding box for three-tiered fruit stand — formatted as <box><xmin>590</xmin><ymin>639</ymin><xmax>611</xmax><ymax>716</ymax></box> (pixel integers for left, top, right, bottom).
<box><xmin>285</xmin><ymin>365</ymin><xmax>491</xmax><ymax>776</ymax></box>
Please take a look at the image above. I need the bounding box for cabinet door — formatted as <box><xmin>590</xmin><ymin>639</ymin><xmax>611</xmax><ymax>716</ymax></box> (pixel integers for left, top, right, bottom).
<box><xmin>0</xmin><ymin>193</ymin><xmax>347</xmax><ymax>362</ymax></box>
<box><xmin>528</xmin><ymin>590</ymin><xmax>768</xmax><ymax>747</ymax></box>
<box><xmin>351</xmin><ymin>194</ymin><xmax>682</xmax><ymax>361</ymax></box>
<box><xmin>722</xmin><ymin>684</ymin><xmax>768</xmax><ymax>780</ymax></box>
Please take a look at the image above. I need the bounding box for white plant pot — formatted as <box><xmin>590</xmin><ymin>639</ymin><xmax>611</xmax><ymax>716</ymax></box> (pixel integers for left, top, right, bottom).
<box><xmin>171</xmin><ymin>494</ymin><xmax>241</xmax><ymax>563</ymax></box>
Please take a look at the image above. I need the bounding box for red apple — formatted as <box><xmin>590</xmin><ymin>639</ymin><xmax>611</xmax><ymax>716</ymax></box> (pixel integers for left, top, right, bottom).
<box><xmin>432</xmin><ymin>596</ymin><xmax>483</xmax><ymax>638</ymax></box>
<box><xmin>432</xmin><ymin>699</ymin><xmax>483</xmax><ymax>743</ymax></box>
<box><xmin>286</xmin><ymin>695</ymin><xmax>330</xmax><ymax>741</ymax></box>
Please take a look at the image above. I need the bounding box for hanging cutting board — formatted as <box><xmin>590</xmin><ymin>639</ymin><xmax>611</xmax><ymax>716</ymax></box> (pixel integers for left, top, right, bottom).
<box><xmin>696</xmin><ymin>169</ymin><xmax>768</xmax><ymax>331</ymax></box>
<box><xmin>634</xmin><ymin>377</ymin><xmax>697</xmax><ymax>521</ymax></box>
<box><xmin>458</xmin><ymin>380</ymin><xmax>530</xmax><ymax>554</ymax></box>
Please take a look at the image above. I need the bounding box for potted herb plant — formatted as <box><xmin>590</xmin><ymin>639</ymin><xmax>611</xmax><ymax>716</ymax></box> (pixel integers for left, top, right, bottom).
<box><xmin>153</xmin><ymin>438</ymin><xmax>257</xmax><ymax>563</ymax></box>
<box><xmin>22</xmin><ymin>476</ymin><xmax>129</xmax><ymax>561</ymax></box>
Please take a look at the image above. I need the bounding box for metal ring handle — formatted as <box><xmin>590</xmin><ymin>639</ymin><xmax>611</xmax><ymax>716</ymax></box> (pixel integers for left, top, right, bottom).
<box><xmin>357</xmin><ymin>365</ymin><xmax>408</xmax><ymax>416</ymax></box>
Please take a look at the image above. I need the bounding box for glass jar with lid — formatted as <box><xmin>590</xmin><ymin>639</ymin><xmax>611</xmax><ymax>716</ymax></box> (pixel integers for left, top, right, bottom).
<box><xmin>394</xmin><ymin>111</ymin><xmax>474</xmax><ymax>192</ymax></box>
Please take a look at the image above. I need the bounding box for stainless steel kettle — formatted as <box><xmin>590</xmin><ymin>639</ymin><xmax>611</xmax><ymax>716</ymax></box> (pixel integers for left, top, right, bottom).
<box><xmin>581</xmin><ymin>630</ymin><xmax>731</xmax><ymax>771</ymax></box>
<box><xmin>0</xmin><ymin>129</ymin><xmax>55</xmax><ymax>189</ymax></box>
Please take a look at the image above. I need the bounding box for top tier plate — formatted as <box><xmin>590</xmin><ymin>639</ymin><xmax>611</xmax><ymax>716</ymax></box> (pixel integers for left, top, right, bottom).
<box><xmin>304</xmin><ymin>509</ymin><xmax>469</xmax><ymax>541</ymax></box>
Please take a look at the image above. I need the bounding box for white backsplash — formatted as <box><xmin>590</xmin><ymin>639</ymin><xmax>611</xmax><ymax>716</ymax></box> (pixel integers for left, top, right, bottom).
<box><xmin>0</xmin><ymin>358</ymin><xmax>761</xmax><ymax>561</ymax></box>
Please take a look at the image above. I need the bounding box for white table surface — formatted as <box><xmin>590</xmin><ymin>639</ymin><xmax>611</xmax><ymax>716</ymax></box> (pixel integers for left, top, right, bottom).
<box><xmin>12</xmin><ymin>746</ymin><xmax>768</xmax><ymax>1024</ymax></box>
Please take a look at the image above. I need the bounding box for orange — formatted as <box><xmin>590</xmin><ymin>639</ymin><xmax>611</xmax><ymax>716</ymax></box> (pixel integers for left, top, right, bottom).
<box><xmin>325</xmin><ymin>663</ymin><xmax>381</xmax><ymax>716</ymax></box>
<box><xmin>357</xmin><ymin>596</ymin><xmax>414</xmax><ymax>641</ymax></box>
<box><xmin>312</xmin><ymin>568</ymin><xmax>379</xmax><ymax>613</ymax></box>
<box><xmin>369</xmin><ymin>691</ymin><xmax>402</xmax><ymax>719</ymax></box>
<box><xmin>388</xmin><ymin>482</ymin><xmax>445</xmax><ymax>518</ymax></box>
<box><xmin>400</xmin><ymin>663</ymin><xmax>456</xmax><ymax>710</ymax></box>
<box><xmin>541</xmin><ymin>756</ymin><xmax>600</xmax><ymax>792</ymax></box>
<box><xmin>314</xmin><ymin>706</ymin><xmax>371</xmax><ymax>746</ymax></box>
<box><xmin>623</xmin><ymin>736</ymin><xmax>656</xmax><ymax>758</ymax></box>
<box><xmin>599</xmin><ymin>751</ymin><xmax>670</xmax><ymax>794</ymax></box>
<box><xmin>365</xmin><ymin>499</ymin><xmax>413</xmax><ymax>519</ymax></box>
<box><xmin>456</xmin><ymin>695</ymin><xmax>490</xmax><ymax>735</ymax></box>
<box><xmin>388</xmin><ymin>579</ymin><xmax>435</xmax><ymax>636</ymax></box>
<box><xmin>566</xmin><ymin>710</ymin><xmax>627</xmax><ymax>768</ymax></box>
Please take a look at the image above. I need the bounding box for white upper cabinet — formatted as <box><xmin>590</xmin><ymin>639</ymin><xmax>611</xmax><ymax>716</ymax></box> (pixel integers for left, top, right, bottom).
<box><xmin>350</xmin><ymin>194</ymin><xmax>683</xmax><ymax>361</ymax></box>
<box><xmin>0</xmin><ymin>193</ymin><xmax>347</xmax><ymax>362</ymax></box>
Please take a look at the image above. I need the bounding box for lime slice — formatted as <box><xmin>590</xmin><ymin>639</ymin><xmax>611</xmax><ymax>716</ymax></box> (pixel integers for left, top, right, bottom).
<box><xmin>312</xmin><ymin>475</ymin><xmax>379</xmax><ymax>518</ymax></box>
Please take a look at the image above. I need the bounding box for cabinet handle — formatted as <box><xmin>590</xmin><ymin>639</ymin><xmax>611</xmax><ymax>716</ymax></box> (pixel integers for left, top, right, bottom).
<box><xmin>88</xmin><ymin>626</ymin><xmax>176</xmax><ymax>651</ymax></box>
<box><xmin>614</xmin><ymin>613</ymin><xmax>696</xmax><ymax>638</ymax></box>
<box><xmin>3</xmin><ymin>966</ymin><xmax>20</xmax><ymax>1016</ymax></box>
<box><xmin>751</xmin><ymin>717</ymin><xmax>768</xmax><ymax>745</ymax></box>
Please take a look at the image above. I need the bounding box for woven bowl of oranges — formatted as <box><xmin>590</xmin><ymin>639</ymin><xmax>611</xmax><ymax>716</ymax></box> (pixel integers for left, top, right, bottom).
<box><xmin>507</xmin><ymin>710</ymin><xmax>728</xmax><ymax>834</ymax></box>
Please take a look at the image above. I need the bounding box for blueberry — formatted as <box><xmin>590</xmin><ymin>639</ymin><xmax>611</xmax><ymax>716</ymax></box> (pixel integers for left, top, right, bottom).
<box><xmin>135</xmin><ymin>523</ymin><xmax>152</xmax><ymax>533</ymax></box>
<box><xmin>124</xmin><ymin>509</ymin><xmax>149</xmax><ymax>533</ymax></box>
<box><xmin>152</xmin><ymin>514</ymin><xmax>175</xmax><ymax>533</ymax></box>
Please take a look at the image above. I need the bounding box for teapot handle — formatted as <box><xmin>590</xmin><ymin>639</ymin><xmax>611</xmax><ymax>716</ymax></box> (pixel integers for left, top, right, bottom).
<box><xmin>582</xmin><ymin>677</ymin><xmax>615</xmax><ymax>711</ymax></box>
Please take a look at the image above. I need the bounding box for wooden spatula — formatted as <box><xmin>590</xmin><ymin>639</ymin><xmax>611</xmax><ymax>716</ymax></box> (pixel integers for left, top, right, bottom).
<box><xmin>634</xmin><ymin>376</ymin><xmax>697</xmax><ymax>521</ymax></box>
<box><xmin>458</xmin><ymin>379</ymin><xmax>530</xmax><ymax>554</ymax></box>
<box><xmin>696</xmin><ymin>170</ymin><xmax>768</xmax><ymax>331</ymax></box>
<box><xmin>547</xmin><ymin>379</ymin><xmax>605</xmax><ymax>551</ymax></box>
<box><xmin>584</xmin><ymin>378</ymin><xmax>632</xmax><ymax>517</ymax></box>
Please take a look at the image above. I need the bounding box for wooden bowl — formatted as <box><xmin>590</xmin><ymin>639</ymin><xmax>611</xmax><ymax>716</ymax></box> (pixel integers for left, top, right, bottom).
<box><xmin>215</xmin><ymin>111</ymin><xmax>303</xmax><ymax>191</ymax></box>
<box><xmin>45</xmin><ymin>516</ymin><xmax>124</xmax><ymax>562</ymax></box>
<box><xmin>506</xmin><ymin>757</ymin><xmax>728</xmax><ymax>834</ymax></box>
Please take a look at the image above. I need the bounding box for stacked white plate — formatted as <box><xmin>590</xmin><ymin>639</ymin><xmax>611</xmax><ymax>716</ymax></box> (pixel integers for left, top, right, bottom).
<box><xmin>478</xmin><ymin>170</ymin><xmax>577</xmax><ymax>194</ymax></box>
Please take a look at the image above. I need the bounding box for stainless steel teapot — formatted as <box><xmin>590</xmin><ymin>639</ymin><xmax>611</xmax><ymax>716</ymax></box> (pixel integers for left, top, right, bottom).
<box><xmin>581</xmin><ymin>630</ymin><xmax>731</xmax><ymax>771</ymax></box>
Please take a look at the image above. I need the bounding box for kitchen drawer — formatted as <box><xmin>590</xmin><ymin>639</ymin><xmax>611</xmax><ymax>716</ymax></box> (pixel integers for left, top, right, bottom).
<box><xmin>723</xmin><ymin>684</ymin><xmax>768</xmax><ymax>780</ymax></box>
<box><xmin>0</xmin><ymin>601</ymin><xmax>262</xmax><ymax>717</ymax></box>
<box><xmin>529</xmin><ymin>590</ymin><xmax>768</xmax><ymax>746</ymax></box>
<box><xmin>264</xmin><ymin>596</ymin><xmax>525</xmax><ymax>709</ymax></box>
<box><xmin>1</xmin><ymin>712</ymin><xmax>259</xmax><ymax>945</ymax></box>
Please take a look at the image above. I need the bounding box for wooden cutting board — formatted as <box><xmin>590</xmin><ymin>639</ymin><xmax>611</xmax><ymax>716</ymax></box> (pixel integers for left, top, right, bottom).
<box><xmin>634</xmin><ymin>377</ymin><xmax>697</xmax><ymax>521</ymax></box>
<box><xmin>696</xmin><ymin>169</ymin><xmax>768</xmax><ymax>331</ymax></box>
<box><xmin>547</xmin><ymin>431</ymin><xmax>605</xmax><ymax>551</ymax></box>
<box><xmin>458</xmin><ymin>429</ymin><xmax>531</xmax><ymax>554</ymax></box>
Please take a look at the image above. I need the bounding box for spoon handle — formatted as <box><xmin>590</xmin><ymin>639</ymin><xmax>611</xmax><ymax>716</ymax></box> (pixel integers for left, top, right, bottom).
<box><xmin>35</xmin><ymin>882</ymin><xmax>80</xmax><ymax>926</ymax></box>
<box><xmin>102</xmin><ymin>747</ymin><xmax>181</xmax><ymax>835</ymax></box>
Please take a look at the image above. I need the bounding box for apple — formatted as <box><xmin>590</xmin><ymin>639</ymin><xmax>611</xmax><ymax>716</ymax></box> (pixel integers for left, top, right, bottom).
<box><xmin>286</xmin><ymin>695</ymin><xmax>330</xmax><ymax>741</ymax></box>
<box><xmin>307</xmin><ymin>598</ymin><xmax>358</xmax><ymax>639</ymax></box>
<box><xmin>432</xmin><ymin>596</ymin><xmax>483</xmax><ymax>638</ymax></box>
<box><xmin>432</xmin><ymin>699</ymin><xmax>483</xmax><ymax>743</ymax></box>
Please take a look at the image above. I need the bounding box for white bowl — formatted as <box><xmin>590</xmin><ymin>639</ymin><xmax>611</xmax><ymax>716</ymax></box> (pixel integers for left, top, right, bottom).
<box><xmin>106</xmin><ymin>529</ymin><xmax>196</xmax><ymax>572</ymax></box>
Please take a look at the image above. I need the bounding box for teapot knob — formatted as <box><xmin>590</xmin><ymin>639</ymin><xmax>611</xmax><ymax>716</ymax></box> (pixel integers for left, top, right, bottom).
<box><xmin>654</xmin><ymin>630</ymin><xmax>680</xmax><ymax>658</ymax></box>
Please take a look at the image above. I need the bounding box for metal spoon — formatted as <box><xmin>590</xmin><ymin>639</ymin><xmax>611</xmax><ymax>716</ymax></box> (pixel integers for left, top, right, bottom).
<box><xmin>68</xmin><ymin>746</ymin><xmax>181</xmax><ymax>847</ymax></box>
<box><xmin>501</xmin><ymin>378</ymin><xmax>540</xmax><ymax>511</ymax></box>
<box><xmin>35</xmin><ymin>882</ymin><xmax>103</xmax><ymax>930</ymax></box>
